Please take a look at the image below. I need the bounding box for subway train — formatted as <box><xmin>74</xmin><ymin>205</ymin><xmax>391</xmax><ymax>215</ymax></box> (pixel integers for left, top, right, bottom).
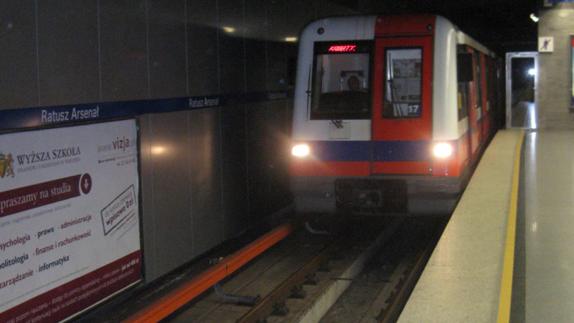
<box><xmin>290</xmin><ymin>14</ymin><xmax>501</xmax><ymax>216</ymax></box>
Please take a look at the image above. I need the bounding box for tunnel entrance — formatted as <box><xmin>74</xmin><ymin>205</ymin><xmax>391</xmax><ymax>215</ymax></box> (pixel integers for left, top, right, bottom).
<box><xmin>506</xmin><ymin>52</ymin><xmax>538</xmax><ymax>129</ymax></box>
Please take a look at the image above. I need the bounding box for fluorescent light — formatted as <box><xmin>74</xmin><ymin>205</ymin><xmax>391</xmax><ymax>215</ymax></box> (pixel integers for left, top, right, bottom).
<box><xmin>284</xmin><ymin>36</ymin><xmax>298</xmax><ymax>42</ymax></box>
<box><xmin>528</xmin><ymin>68</ymin><xmax>536</xmax><ymax>77</ymax></box>
<box><xmin>222</xmin><ymin>26</ymin><xmax>235</xmax><ymax>33</ymax></box>
<box><xmin>530</xmin><ymin>13</ymin><xmax>539</xmax><ymax>22</ymax></box>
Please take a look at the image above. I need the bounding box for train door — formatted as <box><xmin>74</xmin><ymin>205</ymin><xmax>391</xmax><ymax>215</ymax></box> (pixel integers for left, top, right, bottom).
<box><xmin>465</xmin><ymin>47</ymin><xmax>481</xmax><ymax>159</ymax></box>
<box><xmin>371</xmin><ymin>36</ymin><xmax>433</xmax><ymax>175</ymax></box>
<box><xmin>480</xmin><ymin>54</ymin><xmax>490</xmax><ymax>141</ymax></box>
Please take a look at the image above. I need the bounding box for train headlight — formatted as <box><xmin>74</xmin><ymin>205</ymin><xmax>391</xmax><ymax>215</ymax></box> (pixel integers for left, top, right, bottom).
<box><xmin>291</xmin><ymin>143</ymin><xmax>310</xmax><ymax>158</ymax></box>
<box><xmin>432</xmin><ymin>142</ymin><xmax>453</xmax><ymax>159</ymax></box>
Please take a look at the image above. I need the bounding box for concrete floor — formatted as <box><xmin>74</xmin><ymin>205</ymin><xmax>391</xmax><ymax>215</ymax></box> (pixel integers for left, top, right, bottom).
<box><xmin>511</xmin><ymin>101</ymin><xmax>537</xmax><ymax>129</ymax></box>
<box><xmin>518</xmin><ymin>130</ymin><xmax>574</xmax><ymax>322</ymax></box>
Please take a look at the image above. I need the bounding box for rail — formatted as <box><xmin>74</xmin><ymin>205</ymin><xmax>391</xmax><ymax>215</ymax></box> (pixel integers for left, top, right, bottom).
<box><xmin>124</xmin><ymin>222</ymin><xmax>295</xmax><ymax>323</ymax></box>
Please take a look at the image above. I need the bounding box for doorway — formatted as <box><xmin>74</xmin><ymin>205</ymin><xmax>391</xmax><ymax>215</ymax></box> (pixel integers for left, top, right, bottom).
<box><xmin>371</xmin><ymin>35</ymin><xmax>433</xmax><ymax>175</ymax></box>
<box><xmin>506</xmin><ymin>52</ymin><xmax>538</xmax><ymax>129</ymax></box>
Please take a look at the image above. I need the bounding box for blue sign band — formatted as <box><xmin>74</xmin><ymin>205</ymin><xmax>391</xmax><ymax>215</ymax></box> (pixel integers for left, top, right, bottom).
<box><xmin>0</xmin><ymin>91</ymin><xmax>288</xmax><ymax>131</ymax></box>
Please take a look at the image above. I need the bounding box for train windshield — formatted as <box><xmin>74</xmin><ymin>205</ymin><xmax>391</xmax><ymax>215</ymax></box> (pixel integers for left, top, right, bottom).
<box><xmin>310</xmin><ymin>41</ymin><xmax>372</xmax><ymax>120</ymax></box>
<box><xmin>383</xmin><ymin>48</ymin><xmax>422</xmax><ymax>118</ymax></box>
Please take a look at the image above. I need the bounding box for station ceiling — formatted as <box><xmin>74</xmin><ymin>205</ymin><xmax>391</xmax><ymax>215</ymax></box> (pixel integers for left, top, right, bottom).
<box><xmin>341</xmin><ymin>0</ymin><xmax>540</xmax><ymax>53</ymax></box>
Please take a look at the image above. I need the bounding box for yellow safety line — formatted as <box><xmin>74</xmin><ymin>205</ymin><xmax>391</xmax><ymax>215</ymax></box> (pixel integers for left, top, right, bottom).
<box><xmin>497</xmin><ymin>130</ymin><xmax>525</xmax><ymax>323</ymax></box>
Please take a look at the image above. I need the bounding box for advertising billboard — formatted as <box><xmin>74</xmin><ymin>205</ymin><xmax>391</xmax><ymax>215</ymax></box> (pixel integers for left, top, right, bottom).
<box><xmin>0</xmin><ymin>119</ymin><xmax>142</xmax><ymax>322</ymax></box>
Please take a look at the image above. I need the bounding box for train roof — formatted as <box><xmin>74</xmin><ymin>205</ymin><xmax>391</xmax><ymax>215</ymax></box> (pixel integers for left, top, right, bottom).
<box><xmin>457</xmin><ymin>30</ymin><xmax>495</xmax><ymax>57</ymax></box>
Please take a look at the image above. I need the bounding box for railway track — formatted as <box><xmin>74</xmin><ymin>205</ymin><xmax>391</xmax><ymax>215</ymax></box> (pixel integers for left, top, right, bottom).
<box><xmin>100</xmin><ymin>215</ymin><xmax>446</xmax><ymax>322</ymax></box>
<box><xmin>163</xmin><ymin>216</ymin><xmax>446</xmax><ymax>323</ymax></box>
<box><xmin>233</xmin><ymin>217</ymin><xmax>445</xmax><ymax>323</ymax></box>
<box><xmin>379</xmin><ymin>221</ymin><xmax>445</xmax><ymax>322</ymax></box>
<box><xmin>235</xmin><ymin>217</ymin><xmax>401</xmax><ymax>323</ymax></box>
<box><xmin>235</xmin><ymin>243</ymin><xmax>332</xmax><ymax>323</ymax></box>
<box><xmin>321</xmin><ymin>217</ymin><xmax>446</xmax><ymax>323</ymax></box>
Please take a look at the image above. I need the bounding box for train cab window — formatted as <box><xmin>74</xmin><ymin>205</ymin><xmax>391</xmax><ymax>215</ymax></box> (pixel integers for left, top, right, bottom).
<box><xmin>383</xmin><ymin>48</ymin><xmax>422</xmax><ymax>118</ymax></box>
<box><xmin>310</xmin><ymin>41</ymin><xmax>372</xmax><ymax>120</ymax></box>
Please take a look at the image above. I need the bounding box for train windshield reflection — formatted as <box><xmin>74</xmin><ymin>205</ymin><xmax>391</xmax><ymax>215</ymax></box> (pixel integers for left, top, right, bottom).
<box><xmin>311</xmin><ymin>52</ymin><xmax>371</xmax><ymax>120</ymax></box>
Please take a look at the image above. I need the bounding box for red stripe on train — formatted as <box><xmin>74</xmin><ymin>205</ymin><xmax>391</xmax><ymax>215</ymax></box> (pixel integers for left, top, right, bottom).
<box><xmin>290</xmin><ymin>161</ymin><xmax>370</xmax><ymax>177</ymax></box>
<box><xmin>372</xmin><ymin>161</ymin><xmax>430</xmax><ymax>174</ymax></box>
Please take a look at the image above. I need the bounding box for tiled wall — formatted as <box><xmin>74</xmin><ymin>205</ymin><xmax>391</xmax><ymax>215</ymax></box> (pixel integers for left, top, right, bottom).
<box><xmin>0</xmin><ymin>0</ymin><xmax>353</xmax><ymax>282</ymax></box>
<box><xmin>539</xmin><ymin>3</ymin><xmax>574</xmax><ymax>129</ymax></box>
<box><xmin>0</xmin><ymin>0</ymin><xmax>349</xmax><ymax>109</ymax></box>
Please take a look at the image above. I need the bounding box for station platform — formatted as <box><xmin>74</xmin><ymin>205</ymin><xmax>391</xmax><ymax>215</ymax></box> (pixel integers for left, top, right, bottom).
<box><xmin>517</xmin><ymin>130</ymin><xmax>574</xmax><ymax>322</ymax></box>
<box><xmin>399</xmin><ymin>129</ymin><xmax>574</xmax><ymax>322</ymax></box>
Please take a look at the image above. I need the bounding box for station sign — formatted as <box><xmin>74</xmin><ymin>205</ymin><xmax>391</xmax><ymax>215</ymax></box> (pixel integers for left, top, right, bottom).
<box><xmin>0</xmin><ymin>119</ymin><xmax>142</xmax><ymax>322</ymax></box>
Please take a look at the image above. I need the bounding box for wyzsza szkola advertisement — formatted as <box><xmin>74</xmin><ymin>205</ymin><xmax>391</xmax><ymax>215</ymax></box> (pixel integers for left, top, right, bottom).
<box><xmin>0</xmin><ymin>119</ymin><xmax>142</xmax><ymax>322</ymax></box>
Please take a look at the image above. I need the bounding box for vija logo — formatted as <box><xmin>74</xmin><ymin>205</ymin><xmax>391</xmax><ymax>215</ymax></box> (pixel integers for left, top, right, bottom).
<box><xmin>0</xmin><ymin>153</ymin><xmax>15</xmax><ymax>178</ymax></box>
<box><xmin>112</xmin><ymin>136</ymin><xmax>133</xmax><ymax>152</ymax></box>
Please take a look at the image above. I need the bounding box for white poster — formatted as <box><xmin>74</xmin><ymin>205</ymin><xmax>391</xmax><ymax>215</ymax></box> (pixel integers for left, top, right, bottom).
<box><xmin>0</xmin><ymin>119</ymin><xmax>142</xmax><ymax>322</ymax></box>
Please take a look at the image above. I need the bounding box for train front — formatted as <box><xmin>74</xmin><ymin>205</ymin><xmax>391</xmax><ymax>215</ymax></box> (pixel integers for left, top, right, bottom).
<box><xmin>290</xmin><ymin>15</ymin><xmax>466</xmax><ymax>216</ymax></box>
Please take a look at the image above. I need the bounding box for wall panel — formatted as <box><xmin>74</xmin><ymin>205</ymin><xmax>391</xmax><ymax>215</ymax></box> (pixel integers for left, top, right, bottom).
<box><xmin>189</xmin><ymin>108</ymin><xmax>224</xmax><ymax>256</ymax></box>
<box><xmin>140</xmin><ymin>111</ymin><xmax>193</xmax><ymax>281</ymax></box>
<box><xmin>0</xmin><ymin>0</ymin><xmax>38</xmax><ymax>110</ymax></box>
<box><xmin>37</xmin><ymin>0</ymin><xmax>99</xmax><ymax>105</ymax></box>
<box><xmin>220</xmin><ymin>104</ymin><xmax>249</xmax><ymax>238</ymax></box>
<box><xmin>539</xmin><ymin>4</ymin><xmax>574</xmax><ymax>129</ymax></box>
<box><xmin>100</xmin><ymin>0</ymin><xmax>147</xmax><ymax>101</ymax></box>
<box><xmin>149</xmin><ymin>0</ymin><xmax>188</xmax><ymax>98</ymax></box>
<box><xmin>187</xmin><ymin>0</ymin><xmax>219</xmax><ymax>95</ymax></box>
<box><xmin>218</xmin><ymin>0</ymin><xmax>246</xmax><ymax>94</ymax></box>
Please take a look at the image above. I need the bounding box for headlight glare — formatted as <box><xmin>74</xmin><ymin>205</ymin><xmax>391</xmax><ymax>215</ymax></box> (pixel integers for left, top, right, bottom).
<box><xmin>433</xmin><ymin>142</ymin><xmax>453</xmax><ymax>159</ymax></box>
<box><xmin>291</xmin><ymin>143</ymin><xmax>310</xmax><ymax>158</ymax></box>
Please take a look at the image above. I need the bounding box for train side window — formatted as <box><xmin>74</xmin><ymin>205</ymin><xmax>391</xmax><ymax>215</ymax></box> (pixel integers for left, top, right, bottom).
<box><xmin>310</xmin><ymin>41</ymin><xmax>372</xmax><ymax>120</ymax></box>
<box><xmin>484</xmin><ymin>57</ymin><xmax>490</xmax><ymax>111</ymax></box>
<box><xmin>383</xmin><ymin>48</ymin><xmax>422</xmax><ymax>118</ymax></box>
<box><xmin>487</xmin><ymin>57</ymin><xmax>496</xmax><ymax>111</ymax></box>
<box><xmin>457</xmin><ymin>52</ymin><xmax>473</xmax><ymax>120</ymax></box>
<box><xmin>457</xmin><ymin>53</ymin><xmax>473</xmax><ymax>82</ymax></box>
<box><xmin>474</xmin><ymin>52</ymin><xmax>483</xmax><ymax>110</ymax></box>
<box><xmin>457</xmin><ymin>83</ymin><xmax>469</xmax><ymax>120</ymax></box>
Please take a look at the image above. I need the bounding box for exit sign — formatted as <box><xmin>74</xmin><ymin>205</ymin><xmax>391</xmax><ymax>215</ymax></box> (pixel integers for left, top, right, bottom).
<box><xmin>539</xmin><ymin>37</ymin><xmax>554</xmax><ymax>53</ymax></box>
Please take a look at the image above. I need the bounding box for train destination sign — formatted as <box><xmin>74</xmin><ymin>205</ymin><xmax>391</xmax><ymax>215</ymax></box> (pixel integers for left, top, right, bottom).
<box><xmin>328</xmin><ymin>44</ymin><xmax>358</xmax><ymax>53</ymax></box>
<box><xmin>315</xmin><ymin>40</ymin><xmax>372</xmax><ymax>55</ymax></box>
<box><xmin>0</xmin><ymin>119</ymin><xmax>142</xmax><ymax>322</ymax></box>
